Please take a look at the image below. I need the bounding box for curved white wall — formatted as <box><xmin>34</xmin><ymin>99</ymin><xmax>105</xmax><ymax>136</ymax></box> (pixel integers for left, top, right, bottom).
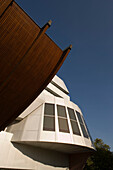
<box><xmin>7</xmin><ymin>89</ymin><xmax>94</xmax><ymax>152</ymax></box>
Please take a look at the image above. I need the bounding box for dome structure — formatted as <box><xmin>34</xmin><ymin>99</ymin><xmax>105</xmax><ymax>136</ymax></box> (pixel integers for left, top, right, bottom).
<box><xmin>0</xmin><ymin>75</ymin><xmax>95</xmax><ymax>170</ymax></box>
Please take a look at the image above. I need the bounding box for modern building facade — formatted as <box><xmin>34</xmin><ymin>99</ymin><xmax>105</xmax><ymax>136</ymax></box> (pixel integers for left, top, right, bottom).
<box><xmin>0</xmin><ymin>75</ymin><xmax>95</xmax><ymax>170</ymax></box>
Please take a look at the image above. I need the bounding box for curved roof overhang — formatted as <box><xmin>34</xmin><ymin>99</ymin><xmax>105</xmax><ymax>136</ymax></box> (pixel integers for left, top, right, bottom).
<box><xmin>0</xmin><ymin>0</ymin><xmax>72</xmax><ymax>130</ymax></box>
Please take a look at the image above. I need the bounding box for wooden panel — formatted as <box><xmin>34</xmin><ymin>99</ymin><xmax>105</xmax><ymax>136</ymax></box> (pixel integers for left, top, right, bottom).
<box><xmin>0</xmin><ymin>2</ymin><xmax>40</xmax><ymax>84</ymax></box>
<box><xmin>0</xmin><ymin>0</ymin><xmax>13</xmax><ymax>16</ymax></box>
<box><xmin>0</xmin><ymin>1</ymin><xmax>71</xmax><ymax>130</ymax></box>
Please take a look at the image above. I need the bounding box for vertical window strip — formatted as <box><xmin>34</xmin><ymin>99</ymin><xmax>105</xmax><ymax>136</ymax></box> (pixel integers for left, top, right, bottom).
<box><xmin>76</xmin><ymin>111</ymin><xmax>89</xmax><ymax>138</ymax></box>
<box><xmin>67</xmin><ymin>107</ymin><xmax>81</xmax><ymax>136</ymax></box>
<box><xmin>82</xmin><ymin>117</ymin><xmax>94</xmax><ymax>144</ymax></box>
<box><xmin>43</xmin><ymin>103</ymin><xmax>55</xmax><ymax>131</ymax></box>
<box><xmin>57</xmin><ymin>105</ymin><xmax>69</xmax><ymax>133</ymax></box>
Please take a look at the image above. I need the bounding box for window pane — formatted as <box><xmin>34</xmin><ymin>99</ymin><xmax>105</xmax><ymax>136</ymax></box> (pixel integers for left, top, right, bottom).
<box><xmin>68</xmin><ymin>108</ymin><xmax>76</xmax><ymax>120</ymax></box>
<box><xmin>58</xmin><ymin>118</ymin><xmax>69</xmax><ymax>133</ymax></box>
<box><xmin>76</xmin><ymin>111</ymin><xmax>83</xmax><ymax>124</ymax></box>
<box><xmin>71</xmin><ymin>120</ymin><xmax>81</xmax><ymax>136</ymax></box>
<box><xmin>43</xmin><ymin>116</ymin><xmax>55</xmax><ymax>131</ymax></box>
<box><xmin>80</xmin><ymin>124</ymin><xmax>88</xmax><ymax>138</ymax></box>
<box><xmin>44</xmin><ymin>103</ymin><xmax>55</xmax><ymax>116</ymax></box>
<box><xmin>57</xmin><ymin>105</ymin><xmax>67</xmax><ymax>118</ymax></box>
<box><xmin>83</xmin><ymin>118</ymin><xmax>93</xmax><ymax>142</ymax></box>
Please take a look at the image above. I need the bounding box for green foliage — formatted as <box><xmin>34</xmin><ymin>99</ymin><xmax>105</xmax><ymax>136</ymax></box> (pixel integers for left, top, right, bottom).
<box><xmin>94</xmin><ymin>138</ymin><xmax>110</xmax><ymax>151</ymax></box>
<box><xmin>84</xmin><ymin>138</ymin><xmax>113</xmax><ymax>170</ymax></box>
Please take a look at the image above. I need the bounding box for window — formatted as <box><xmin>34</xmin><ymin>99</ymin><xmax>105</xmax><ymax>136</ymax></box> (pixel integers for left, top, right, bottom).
<box><xmin>67</xmin><ymin>107</ymin><xmax>81</xmax><ymax>136</ymax></box>
<box><xmin>82</xmin><ymin>117</ymin><xmax>94</xmax><ymax>144</ymax></box>
<box><xmin>76</xmin><ymin>111</ymin><xmax>89</xmax><ymax>138</ymax></box>
<box><xmin>57</xmin><ymin>105</ymin><xmax>69</xmax><ymax>133</ymax></box>
<box><xmin>43</xmin><ymin>103</ymin><xmax>55</xmax><ymax>131</ymax></box>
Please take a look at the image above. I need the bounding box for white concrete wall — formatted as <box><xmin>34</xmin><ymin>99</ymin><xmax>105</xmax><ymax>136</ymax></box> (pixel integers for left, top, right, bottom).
<box><xmin>7</xmin><ymin>104</ymin><xmax>43</xmax><ymax>142</ymax></box>
<box><xmin>52</xmin><ymin>75</ymin><xmax>69</xmax><ymax>94</ymax></box>
<box><xmin>0</xmin><ymin>132</ymin><xmax>69</xmax><ymax>170</ymax></box>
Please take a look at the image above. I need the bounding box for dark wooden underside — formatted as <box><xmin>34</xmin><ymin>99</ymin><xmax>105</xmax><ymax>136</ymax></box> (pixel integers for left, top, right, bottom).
<box><xmin>0</xmin><ymin>0</ymin><xmax>71</xmax><ymax>130</ymax></box>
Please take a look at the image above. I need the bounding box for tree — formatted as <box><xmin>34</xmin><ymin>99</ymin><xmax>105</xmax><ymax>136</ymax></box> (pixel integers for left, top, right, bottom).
<box><xmin>84</xmin><ymin>138</ymin><xmax>113</xmax><ymax>170</ymax></box>
<box><xmin>94</xmin><ymin>138</ymin><xmax>110</xmax><ymax>151</ymax></box>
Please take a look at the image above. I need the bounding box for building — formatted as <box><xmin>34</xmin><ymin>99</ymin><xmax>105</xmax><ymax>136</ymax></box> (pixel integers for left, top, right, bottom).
<box><xmin>0</xmin><ymin>75</ymin><xmax>95</xmax><ymax>170</ymax></box>
<box><xmin>0</xmin><ymin>1</ymin><xmax>95</xmax><ymax>169</ymax></box>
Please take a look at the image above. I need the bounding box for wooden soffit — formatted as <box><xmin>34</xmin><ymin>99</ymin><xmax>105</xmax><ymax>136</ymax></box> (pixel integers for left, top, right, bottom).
<box><xmin>0</xmin><ymin>0</ymin><xmax>72</xmax><ymax>130</ymax></box>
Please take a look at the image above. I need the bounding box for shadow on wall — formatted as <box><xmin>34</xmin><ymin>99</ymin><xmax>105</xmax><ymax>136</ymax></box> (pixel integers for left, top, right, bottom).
<box><xmin>13</xmin><ymin>143</ymin><xmax>69</xmax><ymax>168</ymax></box>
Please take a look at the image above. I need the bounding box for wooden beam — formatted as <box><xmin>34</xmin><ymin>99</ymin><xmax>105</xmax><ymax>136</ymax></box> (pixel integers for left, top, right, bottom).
<box><xmin>53</xmin><ymin>44</ymin><xmax>72</xmax><ymax>74</ymax></box>
<box><xmin>34</xmin><ymin>20</ymin><xmax>52</xmax><ymax>43</ymax></box>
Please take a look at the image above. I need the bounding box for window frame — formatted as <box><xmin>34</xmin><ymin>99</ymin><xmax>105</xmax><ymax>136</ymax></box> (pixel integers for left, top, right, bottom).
<box><xmin>76</xmin><ymin>111</ymin><xmax>89</xmax><ymax>138</ymax></box>
<box><xmin>43</xmin><ymin>103</ymin><xmax>55</xmax><ymax>131</ymax></box>
<box><xmin>67</xmin><ymin>107</ymin><xmax>81</xmax><ymax>136</ymax></box>
<box><xmin>57</xmin><ymin>105</ymin><xmax>70</xmax><ymax>133</ymax></box>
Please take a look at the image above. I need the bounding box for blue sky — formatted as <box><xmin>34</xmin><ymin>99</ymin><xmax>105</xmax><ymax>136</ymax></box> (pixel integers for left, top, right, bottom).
<box><xmin>16</xmin><ymin>0</ymin><xmax>113</xmax><ymax>150</ymax></box>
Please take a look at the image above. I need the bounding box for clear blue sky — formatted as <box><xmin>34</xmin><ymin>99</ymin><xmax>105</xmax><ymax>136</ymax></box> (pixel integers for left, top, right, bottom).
<box><xmin>16</xmin><ymin>0</ymin><xmax>113</xmax><ymax>150</ymax></box>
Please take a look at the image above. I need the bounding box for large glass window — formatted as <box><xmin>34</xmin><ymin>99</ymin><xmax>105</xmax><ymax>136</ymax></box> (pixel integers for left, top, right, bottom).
<box><xmin>67</xmin><ymin>107</ymin><xmax>81</xmax><ymax>136</ymax></box>
<box><xmin>43</xmin><ymin>103</ymin><xmax>55</xmax><ymax>131</ymax></box>
<box><xmin>57</xmin><ymin>105</ymin><xmax>69</xmax><ymax>133</ymax></box>
<box><xmin>76</xmin><ymin>111</ymin><xmax>89</xmax><ymax>138</ymax></box>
